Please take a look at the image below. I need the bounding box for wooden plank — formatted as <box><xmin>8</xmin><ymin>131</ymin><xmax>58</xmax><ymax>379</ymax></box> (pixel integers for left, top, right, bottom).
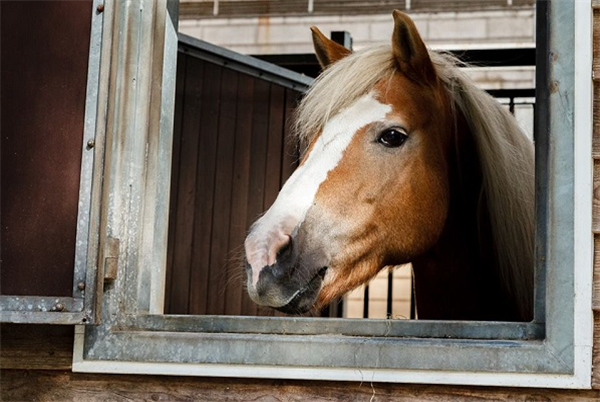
<box><xmin>281</xmin><ymin>89</ymin><xmax>302</xmax><ymax>185</ymax></box>
<box><xmin>166</xmin><ymin>56</ymin><xmax>205</xmax><ymax>314</ymax></box>
<box><xmin>224</xmin><ymin>73</ymin><xmax>255</xmax><ymax>316</ymax></box>
<box><xmin>0</xmin><ymin>324</ymin><xmax>74</xmax><ymax>370</ymax></box>
<box><xmin>594</xmin><ymin>82</ymin><xmax>600</xmax><ymax>158</ymax></box>
<box><xmin>206</xmin><ymin>69</ymin><xmax>239</xmax><ymax>315</ymax></box>
<box><xmin>595</xmin><ymin>11</ymin><xmax>600</xmax><ymax>81</ymax></box>
<box><xmin>164</xmin><ymin>52</ymin><xmax>188</xmax><ymax>314</ymax></box>
<box><xmin>594</xmin><ymin>160</ymin><xmax>600</xmax><ymax>234</ymax></box>
<box><xmin>263</xmin><ymin>84</ymin><xmax>285</xmax><ymax>211</ymax></box>
<box><xmin>594</xmin><ymin>311</ymin><xmax>600</xmax><ymax>388</ymax></box>
<box><xmin>3</xmin><ymin>369</ymin><xmax>600</xmax><ymax>402</ymax></box>
<box><xmin>242</xmin><ymin>78</ymin><xmax>271</xmax><ymax>316</ymax></box>
<box><xmin>189</xmin><ymin>61</ymin><xmax>223</xmax><ymax>315</ymax></box>
<box><xmin>595</xmin><ymin>236</ymin><xmax>600</xmax><ymax>312</ymax></box>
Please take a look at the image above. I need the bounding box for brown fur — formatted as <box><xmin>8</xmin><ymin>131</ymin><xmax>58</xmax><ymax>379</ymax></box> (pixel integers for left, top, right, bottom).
<box><xmin>295</xmin><ymin>12</ymin><xmax>534</xmax><ymax>320</ymax></box>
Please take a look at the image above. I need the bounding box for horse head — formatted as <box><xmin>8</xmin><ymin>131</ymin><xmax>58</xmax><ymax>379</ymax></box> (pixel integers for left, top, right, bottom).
<box><xmin>243</xmin><ymin>11</ymin><xmax>534</xmax><ymax>320</ymax></box>
<box><xmin>244</xmin><ymin>11</ymin><xmax>457</xmax><ymax>314</ymax></box>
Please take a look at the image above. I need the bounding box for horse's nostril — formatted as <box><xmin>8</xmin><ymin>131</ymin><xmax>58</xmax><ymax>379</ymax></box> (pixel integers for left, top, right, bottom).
<box><xmin>276</xmin><ymin>236</ymin><xmax>293</xmax><ymax>260</ymax></box>
<box><xmin>318</xmin><ymin>267</ymin><xmax>328</xmax><ymax>278</ymax></box>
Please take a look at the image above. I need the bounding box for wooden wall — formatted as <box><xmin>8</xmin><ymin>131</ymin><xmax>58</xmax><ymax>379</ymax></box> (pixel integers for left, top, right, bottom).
<box><xmin>592</xmin><ymin>3</ymin><xmax>600</xmax><ymax>390</ymax></box>
<box><xmin>164</xmin><ymin>52</ymin><xmax>302</xmax><ymax>316</ymax></box>
<box><xmin>2</xmin><ymin>323</ymin><xmax>599</xmax><ymax>402</ymax></box>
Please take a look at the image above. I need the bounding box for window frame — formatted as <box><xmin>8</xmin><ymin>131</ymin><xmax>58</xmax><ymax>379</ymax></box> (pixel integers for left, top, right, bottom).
<box><xmin>73</xmin><ymin>0</ymin><xmax>594</xmax><ymax>389</ymax></box>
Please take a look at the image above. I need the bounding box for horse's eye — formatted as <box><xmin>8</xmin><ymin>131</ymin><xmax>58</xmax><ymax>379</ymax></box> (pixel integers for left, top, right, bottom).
<box><xmin>377</xmin><ymin>129</ymin><xmax>407</xmax><ymax>148</ymax></box>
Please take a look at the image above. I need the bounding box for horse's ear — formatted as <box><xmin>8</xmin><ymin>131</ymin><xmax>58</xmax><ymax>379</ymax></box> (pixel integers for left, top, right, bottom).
<box><xmin>311</xmin><ymin>26</ymin><xmax>352</xmax><ymax>68</ymax></box>
<box><xmin>391</xmin><ymin>10</ymin><xmax>437</xmax><ymax>85</ymax></box>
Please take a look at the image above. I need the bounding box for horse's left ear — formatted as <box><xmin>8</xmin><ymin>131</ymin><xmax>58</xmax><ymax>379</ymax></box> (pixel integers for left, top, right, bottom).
<box><xmin>391</xmin><ymin>10</ymin><xmax>437</xmax><ymax>85</ymax></box>
<box><xmin>311</xmin><ymin>26</ymin><xmax>352</xmax><ymax>68</ymax></box>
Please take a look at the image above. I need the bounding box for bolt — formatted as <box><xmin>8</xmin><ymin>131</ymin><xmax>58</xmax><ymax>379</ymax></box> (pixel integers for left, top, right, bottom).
<box><xmin>87</xmin><ymin>139</ymin><xmax>95</xmax><ymax>149</ymax></box>
<box><xmin>52</xmin><ymin>303</ymin><xmax>65</xmax><ymax>312</ymax></box>
<box><xmin>77</xmin><ymin>282</ymin><xmax>86</xmax><ymax>291</ymax></box>
<box><xmin>97</xmin><ymin>3</ymin><xmax>104</xmax><ymax>13</ymax></box>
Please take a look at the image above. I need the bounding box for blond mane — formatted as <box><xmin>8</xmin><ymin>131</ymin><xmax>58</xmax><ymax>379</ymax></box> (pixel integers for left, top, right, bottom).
<box><xmin>295</xmin><ymin>46</ymin><xmax>535</xmax><ymax>319</ymax></box>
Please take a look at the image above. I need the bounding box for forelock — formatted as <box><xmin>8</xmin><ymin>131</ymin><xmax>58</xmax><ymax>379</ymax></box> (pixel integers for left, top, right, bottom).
<box><xmin>294</xmin><ymin>45</ymin><xmax>396</xmax><ymax>144</ymax></box>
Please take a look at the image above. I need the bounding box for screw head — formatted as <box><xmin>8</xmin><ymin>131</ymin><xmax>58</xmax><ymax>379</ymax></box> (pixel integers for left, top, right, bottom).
<box><xmin>87</xmin><ymin>139</ymin><xmax>95</xmax><ymax>149</ymax></box>
<box><xmin>77</xmin><ymin>282</ymin><xmax>86</xmax><ymax>291</ymax></box>
<box><xmin>97</xmin><ymin>4</ymin><xmax>104</xmax><ymax>13</ymax></box>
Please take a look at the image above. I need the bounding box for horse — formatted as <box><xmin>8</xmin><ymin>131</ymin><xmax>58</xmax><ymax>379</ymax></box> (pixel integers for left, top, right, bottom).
<box><xmin>243</xmin><ymin>10</ymin><xmax>535</xmax><ymax>321</ymax></box>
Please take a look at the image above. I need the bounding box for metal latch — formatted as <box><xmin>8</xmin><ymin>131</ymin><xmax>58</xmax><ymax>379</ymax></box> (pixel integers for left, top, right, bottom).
<box><xmin>103</xmin><ymin>237</ymin><xmax>120</xmax><ymax>282</ymax></box>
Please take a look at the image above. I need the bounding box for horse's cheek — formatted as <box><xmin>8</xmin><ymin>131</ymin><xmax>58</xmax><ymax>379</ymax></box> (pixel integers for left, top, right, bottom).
<box><xmin>384</xmin><ymin>167</ymin><xmax>450</xmax><ymax>258</ymax></box>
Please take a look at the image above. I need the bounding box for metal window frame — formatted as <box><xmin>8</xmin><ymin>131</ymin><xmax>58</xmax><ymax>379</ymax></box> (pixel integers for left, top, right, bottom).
<box><xmin>0</xmin><ymin>0</ymin><xmax>105</xmax><ymax>325</ymax></box>
<box><xmin>73</xmin><ymin>0</ymin><xmax>593</xmax><ymax>389</ymax></box>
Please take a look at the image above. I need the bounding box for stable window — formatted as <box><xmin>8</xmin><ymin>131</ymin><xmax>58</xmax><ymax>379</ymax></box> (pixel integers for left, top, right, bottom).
<box><xmin>68</xmin><ymin>0</ymin><xmax>592</xmax><ymax>388</ymax></box>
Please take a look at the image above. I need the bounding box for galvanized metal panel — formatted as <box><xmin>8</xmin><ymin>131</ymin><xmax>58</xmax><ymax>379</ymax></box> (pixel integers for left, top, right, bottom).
<box><xmin>178</xmin><ymin>34</ymin><xmax>313</xmax><ymax>91</ymax></box>
<box><xmin>130</xmin><ymin>314</ymin><xmax>544</xmax><ymax>340</ymax></box>
<box><xmin>82</xmin><ymin>329</ymin><xmax>562</xmax><ymax>374</ymax></box>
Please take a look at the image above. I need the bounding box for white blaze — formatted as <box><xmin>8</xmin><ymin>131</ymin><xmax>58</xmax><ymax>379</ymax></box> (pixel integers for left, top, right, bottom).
<box><xmin>245</xmin><ymin>92</ymin><xmax>391</xmax><ymax>285</ymax></box>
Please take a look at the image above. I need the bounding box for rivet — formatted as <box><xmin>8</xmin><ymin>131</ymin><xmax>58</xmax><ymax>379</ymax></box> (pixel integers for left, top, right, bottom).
<box><xmin>77</xmin><ymin>282</ymin><xmax>86</xmax><ymax>291</ymax></box>
<box><xmin>97</xmin><ymin>3</ymin><xmax>104</xmax><ymax>13</ymax></box>
<box><xmin>87</xmin><ymin>139</ymin><xmax>95</xmax><ymax>149</ymax></box>
<box><xmin>53</xmin><ymin>303</ymin><xmax>65</xmax><ymax>312</ymax></box>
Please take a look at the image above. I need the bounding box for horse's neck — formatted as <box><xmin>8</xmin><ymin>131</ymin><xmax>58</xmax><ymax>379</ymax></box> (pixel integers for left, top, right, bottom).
<box><xmin>411</xmin><ymin>207</ymin><xmax>518</xmax><ymax>321</ymax></box>
<box><xmin>411</xmin><ymin>121</ymin><xmax>521</xmax><ymax>321</ymax></box>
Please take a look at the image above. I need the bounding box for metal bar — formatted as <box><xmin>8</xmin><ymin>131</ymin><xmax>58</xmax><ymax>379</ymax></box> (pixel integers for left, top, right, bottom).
<box><xmin>0</xmin><ymin>296</ymin><xmax>84</xmax><ymax>313</ymax></box>
<box><xmin>330</xmin><ymin>31</ymin><xmax>352</xmax><ymax>50</ymax></box>
<box><xmin>486</xmin><ymin>88</ymin><xmax>535</xmax><ymax>98</ymax></box>
<box><xmin>0</xmin><ymin>311</ymin><xmax>89</xmax><ymax>325</ymax></box>
<box><xmin>386</xmin><ymin>268</ymin><xmax>393</xmax><ymax>318</ymax></box>
<box><xmin>178</xmin><ymin>33</ymin><xmax>312</xmax><ymax>92</ymax></box>
<box><xmin>83</xmin><ymin>328</ymin><xmax>562</xmax><ymax>374</ymax></box>
<box><xmin>363</xmin><ymin>285</ymin><xmax>369</xmax><ymax>318</ymax></box>
<box><xmin>73</xmin><ymin>0</ymin><xmax>106</xmax><ymax>316</ymax></box>
<box><xmin>253</xmin><ymin>48</ymin><xmax>536</xmax><ymax>80</ymax></box>
<box><xmin>130</xmin><ymin>314</ymin><xmax>544</xmax><ymax>340</ymax></box>
<box><xmin>533</xmin><ymin>0</ymin><xmax>550</xmax><ymax>328</ymax></box>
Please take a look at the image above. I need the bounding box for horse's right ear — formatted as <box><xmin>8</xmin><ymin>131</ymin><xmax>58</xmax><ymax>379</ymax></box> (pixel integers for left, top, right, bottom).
<box><xmin>311</xmin><ymin>27</ymin><xmax>352</xmax><ymax>68</ymax></box>
<box><xmin>391</xmin><ymin>10</ymin><xmax>437</xmax><ymax>85</ymax></box>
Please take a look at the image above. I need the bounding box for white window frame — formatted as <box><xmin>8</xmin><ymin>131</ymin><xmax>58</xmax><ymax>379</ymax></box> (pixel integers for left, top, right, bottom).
<box><xmin>72</xmin><ymin>0</ymin><xmax>594</xmax><ymax>389</ymax></box>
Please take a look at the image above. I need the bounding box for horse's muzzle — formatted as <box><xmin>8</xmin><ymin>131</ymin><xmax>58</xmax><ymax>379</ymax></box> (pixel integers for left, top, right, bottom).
<box><xmin>244</xmin><ymin>257</ymin><xmax>327</xmax><ymax>314</ymax></box>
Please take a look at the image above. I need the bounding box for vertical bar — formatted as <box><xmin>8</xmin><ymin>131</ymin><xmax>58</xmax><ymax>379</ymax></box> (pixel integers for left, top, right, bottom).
<box><xmin>386</xmin><ymin>268</ymin><xmax>393</xmax><ymax>318</ymax></box>
<box><xmin>533</xmin><ymin>0</ymin><xmax>550</xmax><ymax>326</ymax></box>
<box><xmin>330</xmin><ymin>31</ymin><xmax>353</xmax><ymax>50</ymax></box>
<box><xmin>363</xmin><ymin>285</ymin><xmax>369</xmax><ymax>319</ymax></box>
<box><xmin>74</xmin><ymin>1</ymin><xmax>104</xmax><ymax>318</ymax></box>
